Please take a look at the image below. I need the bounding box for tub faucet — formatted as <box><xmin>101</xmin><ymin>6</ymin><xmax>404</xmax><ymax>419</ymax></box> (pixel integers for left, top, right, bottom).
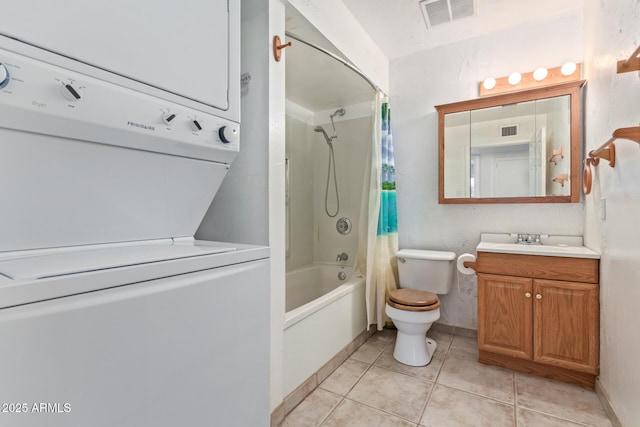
<box><xmin>336</xmin><ymin>252</ymin><xmax>349</xmax><ymax>262</ymax></box>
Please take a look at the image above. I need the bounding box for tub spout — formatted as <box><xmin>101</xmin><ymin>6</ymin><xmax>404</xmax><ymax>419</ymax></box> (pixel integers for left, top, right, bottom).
<box><xmin>336</xmin><ymin>252</ymin><xmax>349</xmax><ymax>262</ymax></box>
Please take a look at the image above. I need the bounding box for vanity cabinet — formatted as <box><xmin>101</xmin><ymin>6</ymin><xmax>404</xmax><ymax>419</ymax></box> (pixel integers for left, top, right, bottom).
<box><xmin>476</xmin><ymin>251</ymin><xmax>599</xmax><ymax>388</ymax></box>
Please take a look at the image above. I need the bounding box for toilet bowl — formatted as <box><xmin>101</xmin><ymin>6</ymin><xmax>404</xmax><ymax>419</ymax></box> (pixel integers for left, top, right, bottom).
<box><xmin>385</xmin><ymin>249</ymin><xmax>455</xmax><ymax>366</ymax></box>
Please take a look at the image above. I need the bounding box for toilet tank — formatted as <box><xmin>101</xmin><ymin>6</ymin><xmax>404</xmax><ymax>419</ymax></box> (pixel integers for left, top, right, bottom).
<box><xmin>396</xmin><ymin>249</ymin><xmax>456</xmax><ymax>294</ymax></box>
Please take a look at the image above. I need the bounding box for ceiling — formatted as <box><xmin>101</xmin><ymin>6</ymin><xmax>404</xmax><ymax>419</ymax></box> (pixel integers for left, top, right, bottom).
<box><xmin>342</xmin><ymin>0</ymin><xmax>584</xmax><ymax>60</ymax></box>
<box><xmin>284</xmin><ymin>0</ymin><xmax>583</xmax><ymax>113</ymax></box>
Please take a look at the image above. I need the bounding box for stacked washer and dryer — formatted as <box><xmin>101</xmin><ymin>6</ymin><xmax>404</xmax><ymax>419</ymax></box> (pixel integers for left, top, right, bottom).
<box><xmin>0</xmin><ymin>2</ymin><xmax>269</xmax><ymax>426</ymax></box>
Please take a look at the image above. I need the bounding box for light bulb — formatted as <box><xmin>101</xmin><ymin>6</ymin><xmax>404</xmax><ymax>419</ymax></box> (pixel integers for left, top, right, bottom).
<box><xmin>533</xmin><ymin>67</ymin><xmax>548</xmax><ymax>81</ymax></box>
<box><xmin>508</xmin><ymin>72</ymin><xmax>522</xmax><ymax>85</ymax></box>
<box><xmin>561</xmin><ymin>62</ymin><xmax>577</xmax><ymax>76</ymax></box>
<box><xmin>483</xmin><ymin>77</ymin><xmax>496</xmax><ymax>90</ymax></box>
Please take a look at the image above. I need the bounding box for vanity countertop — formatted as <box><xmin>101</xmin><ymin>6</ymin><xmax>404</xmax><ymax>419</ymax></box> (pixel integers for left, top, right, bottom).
<box><xmin>477</xmin><ymin>233</ymin><xmax>601</xmax><ymax>259</ymax></box>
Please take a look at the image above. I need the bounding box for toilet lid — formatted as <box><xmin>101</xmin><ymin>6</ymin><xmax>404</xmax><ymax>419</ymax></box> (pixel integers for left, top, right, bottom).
<box><xmin>387</xmin><ymin>289</ymin><xmax>440</xmax><ymax>312</ymax></box>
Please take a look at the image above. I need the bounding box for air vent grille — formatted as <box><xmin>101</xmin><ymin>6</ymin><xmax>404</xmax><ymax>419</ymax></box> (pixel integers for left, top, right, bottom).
<box><xmin>420</xmin><ymin>0</ymin><xmax>475</xmax><ymax>29</ymax></box>
<box><xmin>501</xmin><ymin>125</ymin><xmax>518</xmax><ymax>137</ymax></box>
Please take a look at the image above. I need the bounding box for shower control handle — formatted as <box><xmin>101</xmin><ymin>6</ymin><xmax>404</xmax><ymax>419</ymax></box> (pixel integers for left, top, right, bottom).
<box><xmin>336</xmin><ymin>252</ymin><xmax>349</xmax><ymax>262</ymax></box>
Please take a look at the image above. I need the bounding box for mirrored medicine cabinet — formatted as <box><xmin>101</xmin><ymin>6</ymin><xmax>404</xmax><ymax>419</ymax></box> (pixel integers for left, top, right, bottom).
<box><xmin>436</xmin><ymin>81</ymin><xmax>585</xmax><ymax>204</ymax></box>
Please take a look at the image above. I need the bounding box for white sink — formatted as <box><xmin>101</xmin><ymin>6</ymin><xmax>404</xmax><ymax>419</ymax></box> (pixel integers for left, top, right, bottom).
<box><xmin>476</xmin><ymin>233</ymin><xmax>600</xmax><ymax>259</ymax></box>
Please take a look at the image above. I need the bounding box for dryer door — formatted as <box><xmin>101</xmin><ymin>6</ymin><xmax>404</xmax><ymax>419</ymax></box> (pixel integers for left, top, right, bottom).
<box><xmin>0</xmin><ymin>0</ymin><xmax>231</xmax><ymax>112</ymax></box>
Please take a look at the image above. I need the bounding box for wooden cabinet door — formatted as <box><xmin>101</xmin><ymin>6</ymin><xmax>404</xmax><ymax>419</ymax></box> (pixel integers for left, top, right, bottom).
<box><xmin>533</xmin><ymin>279</ymin><xmax>599</xmax><ymax>374</ymax></box>
<box><xmin>478</xmin><ymin>274</ymin><xmax>533</xmax><ymax>359</ymax></box>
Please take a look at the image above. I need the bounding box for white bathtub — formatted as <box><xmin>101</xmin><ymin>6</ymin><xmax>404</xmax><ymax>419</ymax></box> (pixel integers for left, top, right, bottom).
<box><xmin>283</xmin><ymin>263</ymin><xmax>366</xmax><ymax>396</ymax></box>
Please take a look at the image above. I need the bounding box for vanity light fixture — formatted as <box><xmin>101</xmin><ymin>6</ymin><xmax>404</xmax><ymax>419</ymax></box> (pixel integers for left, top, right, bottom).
<box><xmin>479</xmin><ymin>62</ymin><xmax>581</xmax><ymax>96</ymax></box>
<box><xmin>533</xmin><ymin>67</ymin><xmax>548</xmax><ymax>81</ymax></box>
<box><xmin>561</xmin><ymin>61</ymin><xmax>577</xmax><ymax>76</ymax></box>
<box><xmin>482</xmin><ymin>77</ymin><xmax>496</xmax><ymax>90</ymax></box>
<box><xmin>508</xmin><ymin>72</ymin><xmax>522</xmax><ymax>85</ymax></box>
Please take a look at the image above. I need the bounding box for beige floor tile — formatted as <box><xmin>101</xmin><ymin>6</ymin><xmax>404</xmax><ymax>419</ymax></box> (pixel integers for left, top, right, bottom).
<box><xmin>347</xmin><ymin>365</ymin><xmax>433</xmax><ymax>422</ymax></box>
<box><xmin>420</xmin><ymin>384</ymin><xmax>514</xmax><ymax>427</ymax></box>
<box><xmin>374</xmin><ymin>338</ymin><xmax>446</xmax><ymax>383</ymax></box>
<box><xmin>319</xmin><ymin>358</ymin><xmax>370</xmax><ymax>396</ymax></box>
<box><xmin>516</xmin><ymin>407</ymin><xmax>587</xmax><ymax>427</ymax></box>
<box><xmin>437</xmin><ymin>352</ymin><xmax>514</xmax><ymax>403</ymax></box>
<box><xmin>322</xmin><ymin>399</ymin><xmax>416</xmax><ymax>427</ymax></box>
<box><xmin>282</xmin><ymin>388</ymin><xmax>342</xmax><ymax>427</ymax></box>
<box><xmin>515</xmin><ymin>374</ymin><xmax>612</xmax><ymax>427</ymax></box>
<box><xmin>350</xmin><ymin>333</ymin><xmax>394</xmax><ymax>364</ymax></box>
<box><xmin>448</xmin><ymin>335</ymin><xmax>479</xmax><ymax>359</ymax></box>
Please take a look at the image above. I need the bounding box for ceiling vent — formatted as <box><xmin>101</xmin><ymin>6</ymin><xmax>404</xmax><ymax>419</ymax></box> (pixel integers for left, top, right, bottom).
<box><xmin>500</xmin><ymin>125</ymin><xmax>519</xmax><ymax>137</ymax></box>
<box><xmin>419</xmin><ymin>0</ymin><xmax>475</xmax><ymax>29</ymax></box>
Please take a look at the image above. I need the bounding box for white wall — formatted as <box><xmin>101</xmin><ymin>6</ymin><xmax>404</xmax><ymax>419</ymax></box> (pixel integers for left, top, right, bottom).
<box><xmin>391</xmin><ymin>9</ymin><xmax>585</xmax><ymax>328</ymax></box>
<box><xmin>196</xmin><ymin>4</ymin><xmax>270</xmax><ymax>246</ymax></box>
<box><xmin>582</xmin><ymin>0</ymin><xmax>640</xmax><ymax>425</ymax></box>
<box><xmin>197</xmin><ymin>0</ymin><xmax>287</xmax><ymax>412</ymax></box>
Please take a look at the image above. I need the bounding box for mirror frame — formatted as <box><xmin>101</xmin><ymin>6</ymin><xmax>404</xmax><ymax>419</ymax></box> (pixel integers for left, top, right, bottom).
<box><xmin>436</xmin><ymin>80</ymin><xmax>585</xmax><ymax>204</ymax></box>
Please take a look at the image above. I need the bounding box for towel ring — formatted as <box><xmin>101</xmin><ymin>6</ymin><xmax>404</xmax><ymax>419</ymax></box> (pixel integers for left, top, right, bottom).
<box><xmin>583</xmin><ymin>158</ymin><xmax>598</xmax><ymax>195</ymax></box>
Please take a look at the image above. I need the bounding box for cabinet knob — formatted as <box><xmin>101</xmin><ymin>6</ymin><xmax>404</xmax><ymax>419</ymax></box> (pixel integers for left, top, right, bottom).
<box><xmin>525</xmin><ymin>292</ymin><xmax>532</xmax><ymax>298</ymax></box>
<box><xmin>536</xmin><ymin>294</ymin><xmax>542</xmax><ymax>300</ymax></box>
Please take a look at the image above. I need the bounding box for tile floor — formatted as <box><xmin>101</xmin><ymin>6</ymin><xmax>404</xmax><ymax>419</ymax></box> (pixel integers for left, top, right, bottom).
<box><xmin>281</xmin><ymin>329</ymin><xmax>612</xmax><ymax>427</ymax></box>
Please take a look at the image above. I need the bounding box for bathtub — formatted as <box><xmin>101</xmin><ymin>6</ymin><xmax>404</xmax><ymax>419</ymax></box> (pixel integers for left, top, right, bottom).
<box><xmin>283</xmin><ymin>263</ymin><xmax>366</xmax><ymax>396</ymax></box>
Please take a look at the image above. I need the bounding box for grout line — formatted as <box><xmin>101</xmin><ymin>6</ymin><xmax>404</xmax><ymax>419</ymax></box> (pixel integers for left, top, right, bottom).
<box><xmin>340</xmin><ymin>396</ymin><xmax>425</xmax><ymax>425</ymax></box>
<box><xmin>435</xmin><ymin>382</ymin><xmax>515</xmax><ymax>407</ymax></box>
<box><xmin>417</xmin><ymin>380</ymin><xmax>436</xmax><ymax>426</ymax></box>
<box><xmin>317</xmin><ymin>392</ymin><xmax>345</xmax><ymax>427</ymax></box>
<box><xmin>515</xmin><ymin>407</ymin><xmax>594</xmax><ymax>427</ymax></box>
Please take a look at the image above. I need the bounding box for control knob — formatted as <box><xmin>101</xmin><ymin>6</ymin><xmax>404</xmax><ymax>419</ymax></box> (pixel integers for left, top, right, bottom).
<box><xmin>0</xmin><ymin>63</ymin><xmax>10</xmax><ymax>89</ymax></box>
<box><xmin>190</xmin><ymin>119</ymin><xmax>203</xmax><ymax>132</ymax></box>
<box><xmin>61</xmin><ymin>82</ymin><xmax>82</xmax><ymax>101</ymax></box>
<box><xmin>218</xmin><ymin>126</ymin><xmax>238</xmax><ymax>144</ymax></box>
<box><xmin>162</xmin><ymin>112</ymin><xmax>177</xmax><ymax>125</ymax></box>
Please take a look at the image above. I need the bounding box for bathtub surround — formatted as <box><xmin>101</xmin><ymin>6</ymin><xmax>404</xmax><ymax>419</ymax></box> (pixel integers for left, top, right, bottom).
<box><xmin>285</xmin><ymin>108</ymin><xmax>372</xmax><ymax>272</ymax></box>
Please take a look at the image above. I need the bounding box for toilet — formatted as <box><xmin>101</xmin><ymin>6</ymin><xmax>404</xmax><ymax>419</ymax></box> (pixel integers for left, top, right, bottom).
<box><xmin>385</xmin><ymin>249</ymin><xmax>456</xmax><ymax>366</ymax></box>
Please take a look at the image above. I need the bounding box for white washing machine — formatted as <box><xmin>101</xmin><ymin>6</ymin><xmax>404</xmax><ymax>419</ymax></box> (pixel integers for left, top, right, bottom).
<box><xmin>0</xmin><ymin>3</ymin><xmax>269</xmax><ymax>425</ymax></box>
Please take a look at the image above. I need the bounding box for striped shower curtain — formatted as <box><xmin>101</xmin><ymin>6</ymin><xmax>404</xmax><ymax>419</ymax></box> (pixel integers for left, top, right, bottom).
<box><xmin>355</xmin><ymin>94</ymin><xmax>399</xmax><ymax>330</ymax></box>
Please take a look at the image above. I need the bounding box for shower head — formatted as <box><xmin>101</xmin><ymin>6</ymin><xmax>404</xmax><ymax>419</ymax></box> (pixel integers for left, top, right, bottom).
<box><xmin>314</xmin><ymin>126</ymin><xmax>332</xmax><ymax>144</ymax></box>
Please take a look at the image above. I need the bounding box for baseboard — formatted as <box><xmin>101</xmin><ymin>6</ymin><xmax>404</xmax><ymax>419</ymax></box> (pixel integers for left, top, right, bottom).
<box><xmin>595</xmin><ymin>378</ymin><xmax>623</xmax><ymax>427</ymax></box>
<box><xmin>270</xmin><ymin>327</ymin><xmax>374</xmax><ymax>426</ymax></box>
<box><xmin>431</xmin><ymin>322</ymin><xmax>478</xmax><ymax>339</ymax></box>
<box><xmin>479</xmin><ymin>350</ymin><xmax>596</xmax><ymax>389</ymax></box>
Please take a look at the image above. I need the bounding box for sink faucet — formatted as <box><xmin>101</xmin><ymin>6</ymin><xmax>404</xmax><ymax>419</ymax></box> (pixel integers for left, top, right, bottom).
<box><xmin>336</xmin><ymin>252</ymin><xmax>349</xmax><ymax>262</ymax></box>
<box><xmin>516</xmin><ymin>234</ymin><xmax>542</xmax><ymax>245</ymax></box>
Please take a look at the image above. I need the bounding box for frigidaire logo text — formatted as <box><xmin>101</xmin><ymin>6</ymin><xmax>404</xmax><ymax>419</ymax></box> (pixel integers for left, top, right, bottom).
<box><xmin>127</xmin><ymin>121</ymin><xmax>155</xmax><ymax>131</ymax></box>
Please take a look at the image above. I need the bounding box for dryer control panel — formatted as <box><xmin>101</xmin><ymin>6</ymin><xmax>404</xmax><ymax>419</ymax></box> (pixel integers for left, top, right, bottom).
<box><xmin>0</xmin><ymin>48</ymin><xmax>239</xmax><ymax>164</ymax></box>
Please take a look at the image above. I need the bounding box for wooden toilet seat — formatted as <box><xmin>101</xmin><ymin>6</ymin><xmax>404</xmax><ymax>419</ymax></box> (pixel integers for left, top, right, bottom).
<box><xmin>387</xmin><ymin>289</ymin><xmax>440</xmax><ymax>312</ymax></box>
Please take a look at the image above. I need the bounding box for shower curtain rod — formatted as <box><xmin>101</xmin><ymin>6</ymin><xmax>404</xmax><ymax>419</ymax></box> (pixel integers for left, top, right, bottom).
<box><xmin>284</xmin><ymin>31</ymin><xmax>384</xmax><ymax>95</ymax></box>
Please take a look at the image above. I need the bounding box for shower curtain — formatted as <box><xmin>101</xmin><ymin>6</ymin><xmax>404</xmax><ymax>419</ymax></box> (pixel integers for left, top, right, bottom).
<box><xmin>354</xmin><ymin>93</ymin><xmax>399</xmax><ymax>330</ymax></box>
